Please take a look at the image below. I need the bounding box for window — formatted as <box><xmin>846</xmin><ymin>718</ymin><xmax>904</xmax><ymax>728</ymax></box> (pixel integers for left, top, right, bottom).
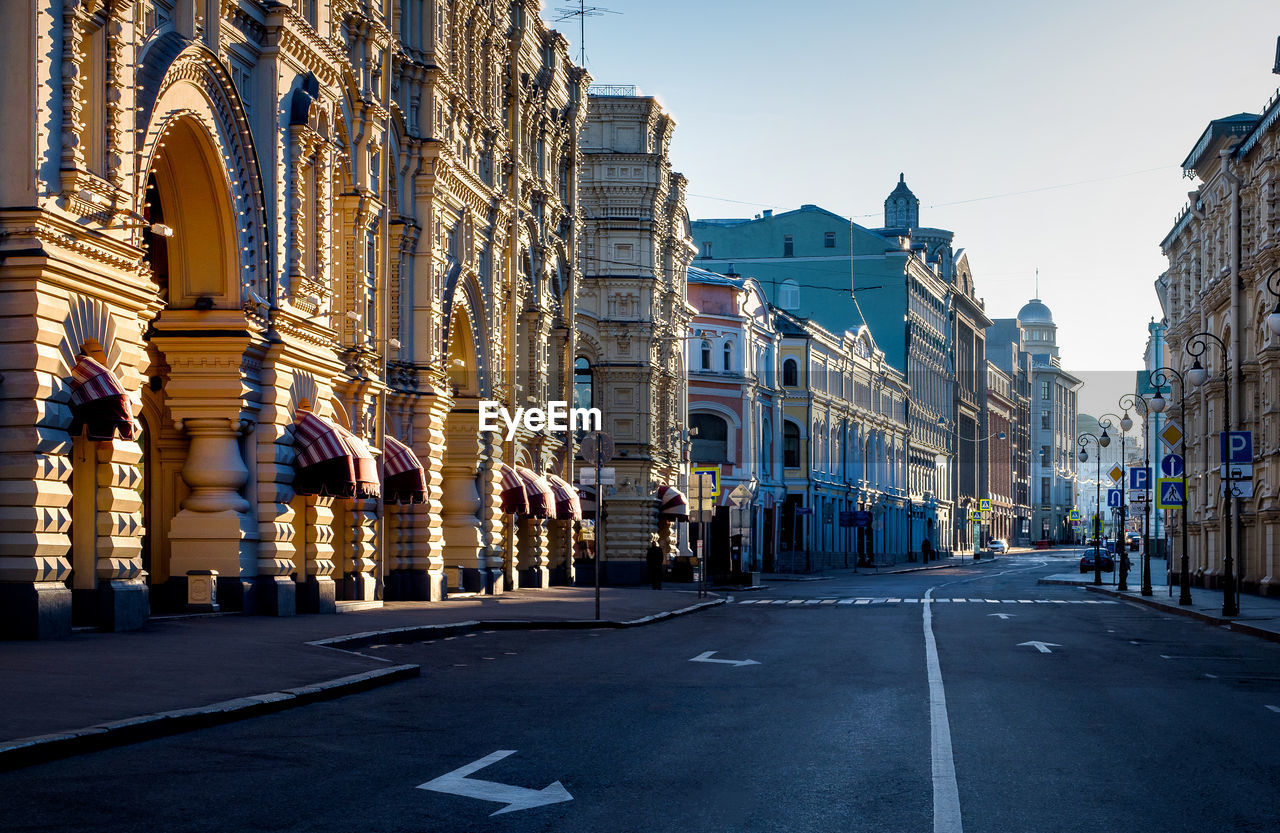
<box><xmin>691</xmin><ymin>414</ymin><xmax>728</xmax><ymax>463</ymax></box>
<box><xmin>783</xmin><ymin>422</ymin><xmax>801</xmax><ymax>468</ymax></box>
<box><xmin>701</xmin><ymin>241</ymin><xmax>712</xmax><ymax>258</ymax></box>
<box><xmin>1040</xmin><ymin>380</ymin><xmax>1051</xmax><ymax>401</ymax></box>
<box><xmin>783</xmin><ymin>357</ymin><xmax>798</xmax><ymax>387</ymax></box>
<box><xmin>1041</xmin><ymin>445</ymin><xmax>1051</xmax><ymax>467</ymax></box>
<box><xmin>761</xmin><ymin>418</ymin><xmax>772</xmax><ymax>476</ymax></box>
<box><xmin>1040</xmin><ymin>411</ymin><xmax>1051</xmax><ymax>431</ymax></box>
<box><xmin>824</xmin><ymin>232</ymin><xmax>836</xmax><ymax>248</ymax></box>
<box><xmin>779</xmin><ymin>279</ymin><xmax>800</xmax><ymax>310</ymax></box>
<box><xmin>700</xmin><ymin>340</ymin><xmax>712</xmax><ymax>370</ymax></box>
<box><xmin>365</xmin><ymin>230</ymin><xmax>378</xmax><ymax>340</ymax></box>
<box><xmin>1040</xmin><ymin>476</ymin><xmax>1051</xmax><ymax>505</ymax></box>
<box><xmin>723</xmin><ymin>341</ymin><xmax>733</xmax><ymax>371</ymax></box>
<box><xmin>573</xmin><ymin>357</ymin><xmax>592</xmax><ymax>410</ymax></box>
<box><xmin>783</xmin><ymin>235</ymin><xmax>794</xmax><ymax>257</ymax></box>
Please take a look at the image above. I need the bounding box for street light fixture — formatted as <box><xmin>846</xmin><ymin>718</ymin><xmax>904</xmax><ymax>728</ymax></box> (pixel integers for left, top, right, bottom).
<box><xmin>1149</xmin><ymin>366</ymin><xmax>1191</xmax><ymax>605</ymax></box>
<box><xmin>1265</xmin><ymin>267</ymin><xmax>1280</xmax><ymax>336</ymax></box>
<box><xmin>1185</xmin><ymin>331</ymin><xmax>1238</xmax><ymax>617</ymax></box>
<box><xmin>1078</xmin><ymin>431</ymin><xmax>1106</xmax><ymax>586</ymax></box>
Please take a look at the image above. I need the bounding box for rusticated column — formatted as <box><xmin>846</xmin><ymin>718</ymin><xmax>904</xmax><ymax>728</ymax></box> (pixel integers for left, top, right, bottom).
<box><xmin>299</xmin><ymin>495</ymin><xmax>337</xmax><ymax>613</ymax></box>
<box><xmin>442</xmin><ymin>405</ymin><xmax>499</xmax><ymax>592</ymax></box>
<box><xmin>546</xmin><ymin>520</ymin><xmax>574</xmax><ymax>585</ymax></box>
<box><xmin>397</xmin><ymin>388</ymin><xmax>449</xmax><ymax>600</ymax></box>
<box><xmin>346</xmin><ymin>498</ymin><xmax>377</xmax><ymax>600</ymax></box>
<box><xmin>93</xmin><ymin>437</ymin><xmax>148</xmax><ymax>630</ymax></box>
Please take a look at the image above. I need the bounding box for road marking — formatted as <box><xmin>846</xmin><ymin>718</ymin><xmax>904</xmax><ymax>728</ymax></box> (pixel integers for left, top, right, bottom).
<box><xmin>951</xmin><ymin>598</ymin><xmax>967</xmax><ymax>603</ymax></box>
<box><xmin>1266</xmin><ymin>705</ymin><xmax>1280</xmax><ymax>714</ymax></box>
<box><xmin>988</xmin><ymin>613</ymin><xmax>1015</xmax><ymax>620</ymax></box>
<box><xmin>1160</xmin><ymin>655</ymin><xmax>1258</xmax><ymax>661</ymax></box>
<box><xmin>737</xmin><ymin>597</ymin><xmax>1122</xmax><ymax>608</ymax></box>
<box><xmin>923</xmin><ymin>587</ymin><xmax>964</xmax><ymax>833</ymax></box>
<box><xmin>821</xmin><ymin>599</ymin><xmax>837</xmax><ymax>604</ymax></box>
<box><xmin>1018</xmin><ymin>641</ymin><xmax>1061</xmax><ymax>653</ymax></box>
<box><xmin>690</xmin><ymin>650</ymin><xmax>760</xmax><ymax>667</ymax></box>
<box><xmin>416</xmin><ymin>750</ymin><xmax>573</xmax><ymax>817</ymax></box>
<box><xmin>837</xmin><ymin>599</ymin><xmax>856</xmax><ymax>604</ymax></box>
<box><xmin>1205</xmin><ymin>674</ymin><xmax>1218</xmax><ymax>679</ymax></box>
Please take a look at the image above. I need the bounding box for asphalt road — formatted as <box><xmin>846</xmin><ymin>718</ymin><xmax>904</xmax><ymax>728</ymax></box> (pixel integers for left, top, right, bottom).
<box><xmin>4</xmin><ymin>552</ymin><xmax>1279</xmax><ymax>833</ymax></box>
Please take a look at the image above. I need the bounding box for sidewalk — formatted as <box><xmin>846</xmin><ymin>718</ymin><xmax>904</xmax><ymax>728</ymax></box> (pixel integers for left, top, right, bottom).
<box><xmin>1040</xmin><ymin>556</ymin><xmax>1280</xmax><ymax>644</ymax></box>
<box><xmin>0</xmin><ymin>586</ymin><xmax>722</xmax><ymax>770</ymax></box>
<box><xmin>764</xmin><ymin>549</ymin><xmax>1037</xmax><ymax>581</ymax></box>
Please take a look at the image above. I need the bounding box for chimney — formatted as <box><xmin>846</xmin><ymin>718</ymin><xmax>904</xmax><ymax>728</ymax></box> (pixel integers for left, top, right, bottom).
<box><xmin>762</xmin><ymin>209</ymin><xmax>773</xmax><ymax>219</ymax></box>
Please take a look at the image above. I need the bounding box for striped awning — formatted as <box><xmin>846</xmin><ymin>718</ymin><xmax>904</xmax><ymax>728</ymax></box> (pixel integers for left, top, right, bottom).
<box><xmin>516</xmin><ymin>467</ymin><xmax>557</xmax><ymax>520</ymax></box>
<box><xmin>544</xmin><ymin>473</ymin><xmax>582</xmax><ymax>521</ymax></box>
<box><xmin>68</xmin><ymin>356</ymin><xmax>138</xmax><ymax>441</ymax></box>
<box><xmin>292</xmin><ymin>411</ymin><xmax>380</xmax><ymax>500</ymax></box>
<box><xmin>657</xmin><ymin>485</ymin><xmax>689</xmax><ymax>521</ymax></box>
<box><xmin>384</xmin><ymin>436</ymin><xmax>426</xmax><ymax>505</ymax></box>
<box><xmin>577</xmin><ymin>484</ymin><xmax>597</xmax><ymax>516</ymax></box>
<box><xmin>498</xmin><ymin>462</ymin><xmax>529</xmax><ymax>515</ymax></box>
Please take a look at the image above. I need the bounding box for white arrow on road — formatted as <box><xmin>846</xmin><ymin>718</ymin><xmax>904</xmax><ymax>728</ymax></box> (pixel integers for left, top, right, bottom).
<box><xmin>987</xmin><ymin>613</ymin><xmax>1016</xmax><ymax>620</ymax></box>
<box><xmin>1018</xmin><ymin>641</ymin><xmax>1061</xmax><ymax>654</ymax></box>
<box><xmin>690</xmin><ymin>650</ymin><xmax>760</xmax><ymax>667</ymax></box>
<box><xmin>417</xmin><ymin>750</ymin><xmax>573</xmax><ymax>816</ymax></box>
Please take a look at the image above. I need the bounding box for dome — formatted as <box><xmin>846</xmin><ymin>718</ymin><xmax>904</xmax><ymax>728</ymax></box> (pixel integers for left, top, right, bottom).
<box><xmin>1018</xmin><ymin>298</ymin><xmax>1054</xmax><ymax>325</ymax></box>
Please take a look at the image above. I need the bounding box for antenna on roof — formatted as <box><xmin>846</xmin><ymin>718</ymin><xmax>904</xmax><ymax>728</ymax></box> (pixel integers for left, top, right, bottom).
<box><xmin>1035</xmin><ymin>268</ymin><xmax>1040</xmax><ymax>298</ymax></box>
<box><xmin>554</xmin><ymin>0</ymin><xmax>621</xmax><ymax>66</ymax></box>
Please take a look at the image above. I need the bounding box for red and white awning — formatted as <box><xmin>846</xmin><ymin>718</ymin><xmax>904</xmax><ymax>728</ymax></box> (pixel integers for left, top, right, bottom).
<box><xmin>292</xmin><ymin>411</ymin><xmax>380</xmax><ymax>500</ymax></box>
<box><xmin>544</xmin><ymin>473</ymin><xmax>582</xmax><ymax>521</ymax></box>
<box><xmin>384</xmin><ymin>436</ymin><xmax>426</xmax><ymax>505</ymax></box>
<box><xmin>515</xmin><ymin>467</ymin><xmax>557</xmax><ymax>520</ymax></box>
<box><xmin>657</xmin><ymin>485</ymin><xmax>689</xmax><ymax>520</ymax></box>
<box><xmin>498</xmin><ymin>462</ymin><xmax>529</xmax><ymax>515</ymax></box>
<box><xmin>68</xmin><ymin>356</ymin><xmax>138</xmax><ymax>441</ymax></box>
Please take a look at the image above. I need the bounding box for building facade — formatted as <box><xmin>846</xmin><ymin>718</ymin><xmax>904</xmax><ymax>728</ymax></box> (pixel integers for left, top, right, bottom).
<box><xmin>576</xmin><ymin>88</ymin><xmax>696</xmax><ymax>581</ymax></box>
<box><xmin>985</xmin><ymin>361</ymin><xmax>1017</xmax><ymax>544</ymax></box>
<box><xmin>988</xmin><ymin>333</ymin><xmax>1034</xmax><ymax>546</ymax></box>
<box><xmin>1156</xmin><ymin>55</ymin><xmax>1280</xmax><ymax>594</ymax></box>
<box><xmin>0</xmin><ymin>0</ymin><xmax>591</xmax><ymax>637</ymax></box>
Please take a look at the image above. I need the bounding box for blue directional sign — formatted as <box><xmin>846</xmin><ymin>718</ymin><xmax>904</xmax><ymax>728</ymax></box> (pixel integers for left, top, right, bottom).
<box><xmin>1107</xmin><ymin>488</ymin><xmax>1123</xmax><ymax>508</ymax></box>
<box><xmin>1156</xmin><ymin>478</ymin><xmax>1185</xmax><ymax>509</ymax></box>
<box><xmin>1220</xmin><ymin>431</ymin><xmax>1253</xmax><ymax>465</ymax></box>
<box><xmin>1129</xmin><ymin>467</ymin><xmax>1151</xmax><ymax>491</ymax></box>
<box><xmin>1161</xmin><ymin>454</ymin><xmax>1184</xmax><ymax>478</ymax></box>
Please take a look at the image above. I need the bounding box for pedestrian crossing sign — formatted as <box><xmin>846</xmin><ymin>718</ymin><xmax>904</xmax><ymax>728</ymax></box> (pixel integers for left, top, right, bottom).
<box><xmin>1156</xmin><ymin>478</ymin><xmax>1185</xmax><ymax>509</ymax></box>
<box><xmin>1159</xmin><ymin>421</ymin><xmax>1183</xmax><ymax>450</ymax></box>
<box><xmin>979</xmin><ymin>498</ymin><xmax>991</xmax><ymax>513</ymax></box>
<box><xmin>1069</xmin><ymin>509</ymin><xmax>1081</xmax><ymax>522</ymax></box>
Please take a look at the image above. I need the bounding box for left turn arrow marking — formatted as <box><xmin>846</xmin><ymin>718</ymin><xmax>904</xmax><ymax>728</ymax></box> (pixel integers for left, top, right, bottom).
<box><xmin>417</xmin><ymin>750</ymin><xmax>573</xmax><ymax>816</ymax></box>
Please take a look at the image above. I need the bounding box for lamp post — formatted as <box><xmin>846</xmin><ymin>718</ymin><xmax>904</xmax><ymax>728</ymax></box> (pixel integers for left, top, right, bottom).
<box><xmin>1148</xmin><ymin>366</ymin><xmax>1191</xmax><ymax>605</ymax></box>
<box><xmin>1099</xmin><ymin>412</ymin><xmax>1128</xmax><ymax>591</ymax></box>
<box><xmin>1078</xmin><ymin>431</ymin><xmax>1108</xmax><ymax>586</ymax></box>
<box><xmin>1119</xmin><ymin>394</ymin><xmax>1153</xmax><ymax>596</ymax></box>
<box><xmin>1185</xmin><ymin>332</ymin><xmax>1237</xmax><ymax>617</ymax></box>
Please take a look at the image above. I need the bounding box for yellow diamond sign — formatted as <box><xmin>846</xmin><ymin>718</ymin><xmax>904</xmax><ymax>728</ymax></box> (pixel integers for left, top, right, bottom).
<box><xmin>1159</xmin><ymin>421</ymin><xmax>1183</xmax><ymax>450</ymax></box>
<box><xmin>1108</xmin><ymin>464</ymin><xmax>1125</xmax><ymax>484</ymax></box>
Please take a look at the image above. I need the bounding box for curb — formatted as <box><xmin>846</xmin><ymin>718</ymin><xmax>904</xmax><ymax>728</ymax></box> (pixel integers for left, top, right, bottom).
<box><xmin>0</xmin><ymin>664</ymin><xmax>419</xmax><ymax>773</ymax></box>
<box><xmin>884</xmin><ymin>557</ymin><xmax>1006</xmax><ymax>575</ymax></box>
<box><xmin>1083</xmin><ymin>585</ymin><xmax>1280</xmax><ymax>645</ymax></box>
<box><xmin>0</xmin><ymin>598</ymin><xmax>725</xmax><ymax>771</ymax></box>
<box><xmin>308</xmin><ymin>597</ymin><xmax>727</xmax><ymax>652</ymax></box>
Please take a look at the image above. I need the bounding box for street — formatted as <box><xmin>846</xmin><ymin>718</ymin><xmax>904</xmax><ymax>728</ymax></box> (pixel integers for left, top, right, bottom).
<box><xmin>4</xmin><ymin>552</ymin><xmax>1280</xmax><ymax>833</ymax></box>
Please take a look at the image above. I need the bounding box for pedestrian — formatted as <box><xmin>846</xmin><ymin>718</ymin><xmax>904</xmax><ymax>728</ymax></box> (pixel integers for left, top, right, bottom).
<box><xmin>646</xmin><ymin>534</ymin><xmax>664</xmax><ymax>590</ymax></box>
<box><xmin>921</xmin><ymin>538</ymin><xmax>933</xmax><ymax>563</ymax></box>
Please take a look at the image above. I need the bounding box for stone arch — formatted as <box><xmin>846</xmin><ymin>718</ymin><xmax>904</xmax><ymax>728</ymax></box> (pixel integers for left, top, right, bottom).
<box><xmin>136</xmin><ymin>37</ymin><xmax>269</xmax><ymax>307</ymax></box>
<box><xmin>443</xmin><ymin>263</ymin><xmax>492</xmax><ymax>394</ymax></box>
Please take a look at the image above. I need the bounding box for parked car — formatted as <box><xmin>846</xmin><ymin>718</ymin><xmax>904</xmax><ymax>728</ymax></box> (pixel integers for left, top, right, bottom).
<box><xmin>989</xmin><ymin>539</ymin><xmax>1008</xmax><ymax>553</ymax></box>
<box><xmin>1080</xmin><ymin>551</ymin><xmax>1115</xmax><ymax>573</ymax></box>
<box><xmin>1127</xmin><ymin>532</ymin><xmax>1141</xmax><ymax>551</ymax></box>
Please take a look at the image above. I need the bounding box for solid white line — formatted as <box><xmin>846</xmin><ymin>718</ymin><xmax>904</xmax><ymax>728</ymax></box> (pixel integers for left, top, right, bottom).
<box><xmin>923</xmin><ymin>587</ymin><xmax>964</xmax><ymax>833</ymax></box>
<box><xmin>1266</xmin><ymin>705</ymin><xmax>1280</xmax><ymax>713</ymax></box>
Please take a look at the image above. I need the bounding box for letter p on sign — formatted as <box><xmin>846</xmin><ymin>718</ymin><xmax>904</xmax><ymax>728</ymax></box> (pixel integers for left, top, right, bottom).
<box><xmin>1221</xmin><ymin>431</ymin><xmax>1253</xmax><ymax>465</ymax></box>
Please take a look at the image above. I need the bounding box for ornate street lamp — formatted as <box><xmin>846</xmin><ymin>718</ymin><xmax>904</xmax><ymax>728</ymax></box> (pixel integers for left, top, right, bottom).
<box><xmin>1265</xmin><ymin>267</ymin><xmax>1280</xmax><ymax>336</ymax></box>
<box><xmin>1185</xmin><ymin>332</ymin><xmax>1237</xmax><ymax>617</ymax></box>
<box><xmin>1148</xmin><ymin>366</ymin><xmax>1191</xmax><ymax>605</ymax></box>
<box><xmin>1078</xmin><ymin>432</ymin><xmax>1106</xmax><ymax>586</ymax></box>
<box><xmin>1120</xmin><ymin>393</ymin><xmax>1153</xmax><ymax>596</ymax></box>
<box><xmin>1099</xmin><ymin>413</ymin><xmax>1129</xmax><ymax>591</ymax></box>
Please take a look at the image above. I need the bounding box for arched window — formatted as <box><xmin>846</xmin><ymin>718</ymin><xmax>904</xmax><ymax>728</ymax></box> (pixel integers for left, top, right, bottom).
<box><xmin>783</xmin><ymin>421</ymin><xmax>801</xmax><ymax>469</ymax></box>
<box><xmin>700</xmin><ymin>340</ymin><xmax>712</xmax><ymax>370</ymax></box>
<box><xmin>573</xmin><ymin>357</ymin><xmax>592</xmax><ymax>410</ymax></box>
<box><xmin>691</xmin><ymin>413</ymin><xmax>728</xmax><ymax>463</ymax></box>
<box><xmin>783</xmin><ymin>357</ymin><xmax>798</xmax><ymax>387</ymax></box>
<box><xmin>723</xmin><ymin>341</ymin><xmax>733</xmax><ymax>371</ymax></box>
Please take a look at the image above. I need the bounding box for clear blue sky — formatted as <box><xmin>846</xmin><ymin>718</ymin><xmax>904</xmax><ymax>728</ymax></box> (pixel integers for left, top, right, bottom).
<box><xmin>544</xmin><ymin>0</ymin><xmax>1280</xmax><ymax>416</ymax></box>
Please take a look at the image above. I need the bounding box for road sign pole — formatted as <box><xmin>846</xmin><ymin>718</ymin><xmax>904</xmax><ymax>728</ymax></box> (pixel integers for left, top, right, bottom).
<box><xmin>595</xmin><ymin>444</ymin><xmax>602</xmax><ymax>620</ymax></box>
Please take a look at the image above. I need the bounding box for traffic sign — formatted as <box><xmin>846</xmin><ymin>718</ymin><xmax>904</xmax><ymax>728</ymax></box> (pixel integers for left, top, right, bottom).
<box><xmin>691</xmin><ymin>465</ymin><xmax>720</xmax><ymax>497</ymax></box>
<box><xmin>1220</xmin><ymin>431</ymin><xmax>1253</xmax><ymax>465</ymax></box>
<box><xmin>979</xmin><ymin>498</ymin><xmax>991</xmax><ymax>513</ymax></box>
<box><xmin>839</xmin><ymin>510</ymin><xmax>856</xmax><ymax>528</ymax></box>
<box><xmin>1108</xmin><ymin>464</ymin><xmax>1125</xmax><ymax>484</ymax></box>
<box><xmin>728</xmin><ymin>483</ymin><xmax>753</xmax><ymax>506</ymax></box>
<box><xmin>1129</xmin><ymin>467</ymin><xmax>1150</xmax><ymax>491</ymax></box>
<box><xmin>1131</xmin><ymin>492</ymin><xmax>1148</xmax><ymax>502</ymax></box>
<box><xmin>970</xmin><ymin>510</ymin><xmax>982</xmax><ymax>522</ymax></box>
<box><xmin>579</xmin><ymin>467</ymin><xmax>614</xmax><ymax>485</ymax></box>
<box><xmin>1161</xmin><ymin>454</ymin><xmax>1184</xmax><ymax>477</ymax></box>
<box><xmin>1224</xmin><ymin>480</ymin><xmax>1255</xmax><ymax>499</ymax></box>
<box><xmin>1069</xmin><ymin>509</ymin><xmax>1082</xmax><ymax>522</ymax></box>
<box><xmin>1107</xmin><ymin>488</ymin><xmax>1123</xmax><ymax>508</ymax></box>
<box><xmin>579</xmin><ymin>431</ymin><xmax>614</xmax><ymax>465</ymax></box>
<box><xmin>1220</xmin><ymin>463</ymin><xmax>1253</xmax><ymax>481</ymax></box>
<box><xmin>1156</xmin><ymin>478</ymin><xmax>1185</xmax><ymax>509</ymax></box>
<box><xmin>1159</xmin><ymin>422</ymin><xmax>1183</xmax><ymax>450</ymax></box>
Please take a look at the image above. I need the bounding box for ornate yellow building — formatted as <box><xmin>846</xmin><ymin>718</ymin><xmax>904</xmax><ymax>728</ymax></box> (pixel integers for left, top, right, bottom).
<box><xmin>0</xmin><ymin>0</ymin><xmax>588</xmax><ymax>638</ymax></box>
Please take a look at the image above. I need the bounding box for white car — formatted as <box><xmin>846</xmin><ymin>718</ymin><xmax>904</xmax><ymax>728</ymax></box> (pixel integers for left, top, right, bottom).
<box><xmin>988</xmin><ymin>539</ymin><xmax>1008</xmax><ymax>553</ymax></box>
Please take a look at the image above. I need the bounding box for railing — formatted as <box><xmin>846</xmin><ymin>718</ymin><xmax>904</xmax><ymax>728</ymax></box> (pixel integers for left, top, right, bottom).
<box><xmin>588</xmin><ymin>84</ymin><xmax>637</xmax><ymax>96</ymax></box>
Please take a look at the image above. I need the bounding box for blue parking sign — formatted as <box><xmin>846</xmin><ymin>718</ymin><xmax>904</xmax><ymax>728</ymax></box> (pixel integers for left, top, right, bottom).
<box><xmin>1107</xmin><ymin>488</ymin><xmax>1123</xmax><ymax>508</ymax></box>
<box><xmin>1129</xmin><ymin>467</ymin><xmax>1150</xmax><ymax>491</ymax></box>
<box><xmin>1220</xmin><ymin>431</ymin><xmax>1253</xmax><ymax>465</ymax></box>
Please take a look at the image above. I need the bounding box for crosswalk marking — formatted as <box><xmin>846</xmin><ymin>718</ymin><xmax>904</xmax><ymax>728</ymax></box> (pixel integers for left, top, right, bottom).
<box><xmin>735</xmin><ymin>597</ymin><xmax>1117</xmax><ymax>607</ymax></box>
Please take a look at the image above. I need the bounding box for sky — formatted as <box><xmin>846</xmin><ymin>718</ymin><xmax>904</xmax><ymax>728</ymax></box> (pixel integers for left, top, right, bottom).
<box><xmin>542</xmin><ymin>0</ymin><xmax>1280</xmax><ymax>418</ymax></box>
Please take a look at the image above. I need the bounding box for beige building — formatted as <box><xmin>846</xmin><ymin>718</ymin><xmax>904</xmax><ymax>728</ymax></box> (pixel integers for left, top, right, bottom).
<box><xmin>575</xmin><ymin>88</ymin><xmax>696</xmax><ymax>581</ymax></box>
<box><xmin>0</xmin><ymin>0</ymin><xmax>590</xmax><ymax>637</ymax></box>
<box><xmin>1156</xmin><ymin>59</ymin><xmax>1280</xmax><ymax>596</ymax></box>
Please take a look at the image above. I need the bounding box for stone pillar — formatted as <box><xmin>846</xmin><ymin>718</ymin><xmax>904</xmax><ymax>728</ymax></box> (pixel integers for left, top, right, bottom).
<box><xmin>251</xmin><ymin>373</ymin><xmax>298</xmax><ymax>617</ymax></box>
<box><xmin>393</xmin><ymin>389</ymin><xmax>448</xmax><ymax>600</ymax></box>
<box><xmin>547</xmin><ymin>519</ymin><xmax>575</xmax><ymax>585</ymax></box>
<box><xmin>517</xmin><ymin>517</ymin><xmax>549</xmax><ymax>588</ymax></box>
<box><xmin>93</xmin><ymin>437</ymin><xmax>148</xmax><ymax>630</ymax></box>
<box><xmin>299</xmin><ymin>496</ymin><xmax>337</xmax><ymax>613</ymax></box>
<box><xmin>442</xmin><ymin>407</ymin><xmax>498</xmax><ymax>593</ymax></box>
<box><xmin>346</xmin><ymin>498</ymin><xmax>377</xmax><ymax>600</ymax></box>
